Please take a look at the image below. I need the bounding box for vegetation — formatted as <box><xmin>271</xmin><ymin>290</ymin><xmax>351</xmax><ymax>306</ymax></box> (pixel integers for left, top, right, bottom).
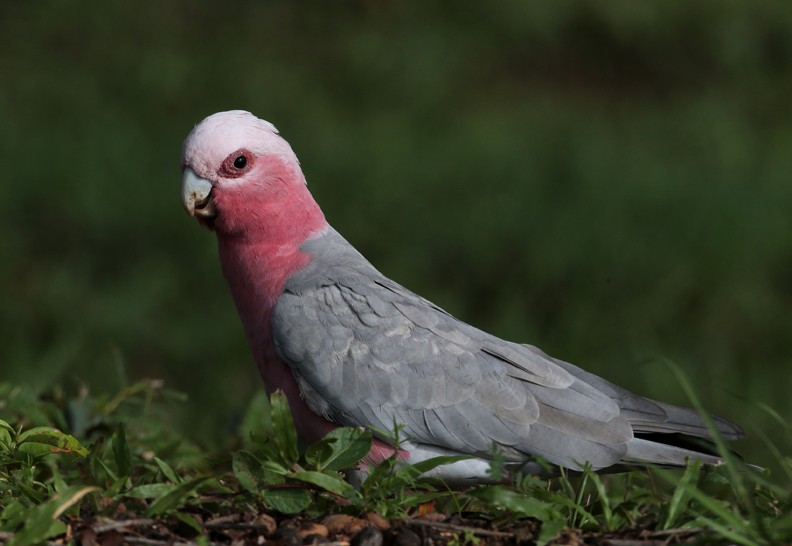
<box><xmin>1</xmin><ymin>380</ymin><xmax>790</xmax><ymax>545</ymax></box>
<box><xmin>2</xmin><ymin>0</ymin><xmax>792</xmax><ymax>543</ymax></box>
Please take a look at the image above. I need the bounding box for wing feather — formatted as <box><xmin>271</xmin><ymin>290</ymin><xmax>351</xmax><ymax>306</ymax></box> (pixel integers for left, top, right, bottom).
<box><xmin>270</xmin><ymin>230</ymin><xmax>634</xmax><ymax>469</ymax></box>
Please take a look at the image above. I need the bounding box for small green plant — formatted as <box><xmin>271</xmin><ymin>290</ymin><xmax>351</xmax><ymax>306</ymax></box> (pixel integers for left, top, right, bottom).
<box><xmin>232</xmin><ymin>391</ymin><xmax>465</xmax><ymax>517</ymax></box>
<box><xmin>0</xmin><ymin>419</ymin><xmax>95</xmax><ymax>545</ymax></box>
<box><xmin>0</xmin><ymin>380</ymin><xmax>212</xmax><ymax>545</ymax></box>
<box><xmin>448</xmin><ymin>528</ymin><xmax>481</xmax><ymax>546</ymax></box>
<box><xmin>232</xmin><ymin>390</ymin><xmax>370</xmax><ymax>513</ymax></box>
<box><xmin>0</xmin><ymin>378</ymin><xmax>790</xmax><ymax>545</ymax></box>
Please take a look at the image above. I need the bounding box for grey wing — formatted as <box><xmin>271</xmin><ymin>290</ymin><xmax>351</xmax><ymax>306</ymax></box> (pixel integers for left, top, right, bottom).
<box><xmin>271</xmin><ymin>271</ymin><xmax>635</xmax><ymax>470</ymax></box>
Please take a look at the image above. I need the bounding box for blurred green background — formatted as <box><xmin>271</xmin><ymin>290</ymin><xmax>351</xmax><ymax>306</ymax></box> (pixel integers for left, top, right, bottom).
<box><xmin>2</xmin><ymin>1</ymin><xmax>791</xmax><ymax>469</ymax></box>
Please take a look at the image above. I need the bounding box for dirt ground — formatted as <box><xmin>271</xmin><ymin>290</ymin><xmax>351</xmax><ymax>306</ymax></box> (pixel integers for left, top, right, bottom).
<box><xmin>35</xmin><ymin>509</ymin><xmax>704</xmax><ymax>546</ymax></box>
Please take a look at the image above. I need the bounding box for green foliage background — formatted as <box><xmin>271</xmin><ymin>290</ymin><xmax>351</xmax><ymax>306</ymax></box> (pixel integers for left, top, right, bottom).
<box><xmin>2</xmin><ymin>1</ymin><xmax>791</xmax><ymax>470</ymax></box>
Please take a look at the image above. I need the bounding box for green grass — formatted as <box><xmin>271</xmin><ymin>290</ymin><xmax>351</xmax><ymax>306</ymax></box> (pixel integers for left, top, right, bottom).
<box><xmin>1</xmin><ymin>377</ymin><xmax>790</xmax><ymax>546</ymax></box>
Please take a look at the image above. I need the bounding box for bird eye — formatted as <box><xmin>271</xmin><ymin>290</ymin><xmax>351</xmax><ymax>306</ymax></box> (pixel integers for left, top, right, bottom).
<box><xmin>219</xmin><ymin>149</ymin><xmax>253</xmax><ymax>178</ymax></box>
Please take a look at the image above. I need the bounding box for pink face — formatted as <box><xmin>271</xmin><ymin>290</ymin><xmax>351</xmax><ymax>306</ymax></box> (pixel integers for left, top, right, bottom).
<box><xmin>180</xmin><ymin>110</ymin><xmax>306</xmax><ymax>236</ymax></box>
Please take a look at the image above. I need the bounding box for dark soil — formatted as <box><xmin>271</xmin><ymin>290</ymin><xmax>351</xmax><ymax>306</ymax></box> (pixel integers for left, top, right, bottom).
<box><xmin>10</xmin><ymin>509</ymin><xmax>703</xmax><ymax>546</ymax></box>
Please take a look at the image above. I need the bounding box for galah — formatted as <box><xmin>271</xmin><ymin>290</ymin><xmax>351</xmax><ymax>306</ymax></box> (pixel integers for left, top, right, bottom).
<box><xmin>180</xmin><ymin>110</ymin><xmax>743</xmax><ymax>483</ymax></box>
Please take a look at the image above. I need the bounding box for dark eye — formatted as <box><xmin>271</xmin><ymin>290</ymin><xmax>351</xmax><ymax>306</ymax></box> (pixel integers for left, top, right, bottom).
<box><xmin>219</xmin><ymin>149</ymin><xmax>253</xmax><ymax>178</ymax></box>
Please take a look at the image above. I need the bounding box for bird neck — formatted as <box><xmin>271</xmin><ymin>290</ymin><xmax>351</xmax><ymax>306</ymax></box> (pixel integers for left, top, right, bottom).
<box><xmin>217</xmin><ymin>215</ymin><xmax>327</xmax><ymax>332</ymax></box>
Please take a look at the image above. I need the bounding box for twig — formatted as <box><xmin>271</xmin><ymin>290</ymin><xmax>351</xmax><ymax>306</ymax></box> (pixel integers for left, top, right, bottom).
<box><xmin>204</xmin><ymin>514</ymin><xmax>240</xmax><ymax>526</ymax></box>
<box><xmin>122</xmin><ymin>538</ymin><xmax>190</xmax><ymax>546</ymax></box>
<box><xmin>205</xmin><ymin>522</ymin><xmax>276</xmax><ymax>531</ymax></box>
<box><xmin>93</xmin><ymin>518</ymin><xmax>156</xmax><ymax>534</ymax></box>
<box><xmin>406</xmin><ymin>518</ymin><xmax>512</xmax><ymax>538</ymax></box>
<box><xmin>645</xmin><ymin>527</ymin><xmax>702</xmax><ymax>538</ymax></box>
<box><xmin>124</xmin><ymin>538</ymin><xmax>345</xmax><ymax>546</ymax></box>
<box><xmin>604</xmin><ymin>538</ymin><xmax>666</xmax><ymax>546</ymax></box>
<box><xmin>122</xmin><ymin>538</ymin><xmax>216</xmax><ymax>546</ymax></box>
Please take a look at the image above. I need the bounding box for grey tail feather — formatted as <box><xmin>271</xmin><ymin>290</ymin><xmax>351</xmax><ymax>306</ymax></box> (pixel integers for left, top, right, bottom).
<box><xmin>626</xmin><ymin>435</ymin><xmax>762</xmax><ymax>472</ymax></box>
<box><xmin>630</xmin><ymin>399</ymin><xmax>745</xmax><ymax>441</ymax></box>
<box><xmin>544</xmin><ymin>351</ymin><xmax>744</xmax><ymax>441</ymax></box>
<box><xmin>618</xmin><ymin>388</ymin><xmax>747</xmax><ymax>468</ymax></box>
<box><xmin>625</xmin><ymin>436</ymin><xmax>726</xmax><ymax>466</ymax></box>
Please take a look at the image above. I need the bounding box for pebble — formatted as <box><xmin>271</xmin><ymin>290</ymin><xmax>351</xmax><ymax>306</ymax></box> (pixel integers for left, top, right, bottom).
<box><xmin>272</xmin><ymin>527</ymin><xmax>302</xmax><ymax>546</ymax></box>
<box><xmin>254</xmin><ymin>513</ymin><xmax>277</xmax><ymax>535</ymax></box>
<box><xmin>295</xmin><ymin>523</ymin><xmax>329</xmax><ymax>538</ymax></box>
<box><xmin>321</xmin><ymin>514</ymin><xmax>369</xmax><ymax>535</ymax></box>
<box><xmin>393</xmin><ymin>527</ymin><xmax>421</xmax><ymax>546</ymax></box>
<box><xmin>364</xmin><ymin>512</ymin><xmax>390</xmax><ymax>530</ymax></box>
<box><xmin>512</xmin><ymin>525</ymin><xmax>534</xmax><ymax>545</ymax></box>
<box><xmin>303</xmin><ymin>533</ymin><xmax>329</xmax><ymax>545</ymax></box>
<box><xmin>351</xmin><ymin>526</ymin><xmax>383</xmax><ymax>546</ymax></box>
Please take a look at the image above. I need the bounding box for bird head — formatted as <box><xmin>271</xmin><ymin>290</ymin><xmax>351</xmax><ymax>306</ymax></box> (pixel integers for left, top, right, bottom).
<box><xmin>180</xmin><ymin>110</ymin><xmax>319</xmax><ymax>239</ymax></box>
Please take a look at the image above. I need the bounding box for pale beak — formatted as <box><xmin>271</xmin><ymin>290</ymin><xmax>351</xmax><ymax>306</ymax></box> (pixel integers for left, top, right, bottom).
<box><xmin>181</xmin><ymin>168</ymin><xmax>217</xmax><ymax>218</ymax></box>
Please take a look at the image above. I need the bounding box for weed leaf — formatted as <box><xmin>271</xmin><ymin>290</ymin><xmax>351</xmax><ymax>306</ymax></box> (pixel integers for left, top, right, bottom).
<box><xmin>125</xmin><ymin>483</ymin><xmax>176</xmax><ymax>499</ymax></box>
<box><xmin>411</xmin><ymin>455</ymin><xmax>471</xmax><ymax>474</ymax></box>
<box><xmin>262</xmin><ymin>487</ymin><xmax>313</xmax><ymax>514</ymax></box>
<box><xmin>270</xmin><ymin>391</ymin><xmax>299</xmax><ymax>465</ymax></box>
<box><xmin>292</xmin><ymin>470</ymin><xmax>356</xmax><ymax>497</ymax></box>
<box><xmin>240</xmin><ymin>391</ymin><xmax>272</xmax><ymax>447</ymax></box>
<box><xmin>154</xmin><ymin>456</ymin><xmax>181</xmax><ymax>484</ymax></box>
<box><xmin>17</xmin><ymin>427</ymin><xmax>88</xmax><ymax>457</ymax></box>
<box><xmin>471</xmin><ymin>485</ymin><xmax>563</xmax><ymax>522</ymax></box>
<box><xmin>233</xmin><ymin>450</ymin><xmax>263</xmax><ymax>493</ymax></box>
<box><xmin>112</xmin><ymin>424</ymin><xmax>132</xmax><ymax>478</ymax></box>
<box><xmin>145</xmin><ymin>476</ymin><xmax>212</xmax><ymax>516</ymax></box>
<box><xmin>305</xmin><ymin>427</ymin><xmax>371</xmax><ymax>471</ymax></box>
<box><xmin>10</xmin><ymin>485</ymin><xmax>97</xmax><ymax>546</ymax></box>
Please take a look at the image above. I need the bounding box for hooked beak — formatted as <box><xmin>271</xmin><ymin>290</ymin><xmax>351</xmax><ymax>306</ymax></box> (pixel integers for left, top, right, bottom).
<box><xmin>181</xmin><ymin>168</ymin><xmax>217</xmax><ymax>219</ymax></box>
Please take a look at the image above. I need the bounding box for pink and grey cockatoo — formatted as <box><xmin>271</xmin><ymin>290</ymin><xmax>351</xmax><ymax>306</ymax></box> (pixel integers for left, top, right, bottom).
<box><xmin>180</xmin><ymin>110</ymin><xmax>743</xmax><ymax>483</ymax></box>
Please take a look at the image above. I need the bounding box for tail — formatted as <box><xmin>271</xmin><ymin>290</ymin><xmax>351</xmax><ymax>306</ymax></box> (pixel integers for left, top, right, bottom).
<box><xmin>626</xmin><ymin>434</ymin><xmax>726</xmax><ymax>466</ymax></box>
<box><xmin>545</xmin><ymin>353</ymin><xmax>745</xmax><ymax>468</ymax></box>
<box><xmin>624</xmin><ymin>399</ymin><xmax>745</xmax><ymax>467</ymax></box>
